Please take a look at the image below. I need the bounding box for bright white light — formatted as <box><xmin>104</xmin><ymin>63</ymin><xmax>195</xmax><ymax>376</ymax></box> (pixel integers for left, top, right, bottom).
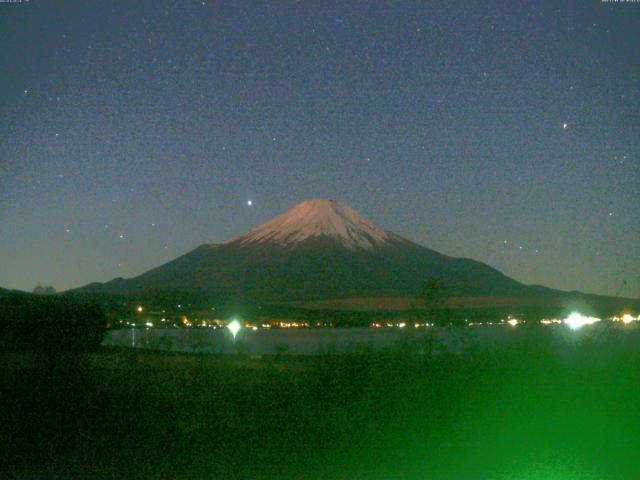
<box><xmin>507</xmin><ymin>319</ymin><xmax>518</xmax><ymax>327</ymax></box>
<box><xmin>621</xmin><ymin>314</ymin><xmax>638</xmax><ymax>324</ymax></box>
<box><xmin>252</xmin><ymin>326</ymin><xmax>258</xmax><ymax>331</ymax></box>
<box><xmin>564</xmin><ymin>312</ymin><xmax>600</xmax><ymax>330</ymax></box>
<box><xmin>227</xmin><ymin>319</ymin><xmax>242</xmax><ymax>339</ymax></box>
<box><xmin>145</xmin><ymin>321</ymin><xmax>153</xmax><ymax>327</ymax></box>
<box><xmin>247</xmin><ymin>200</ymin><xmax>253</xmax><ymax>206</ymax></box>
<box><xmin>136</xmin><ymin>306</ymin><xmax>143</xmax><ymax>313</ymax></box>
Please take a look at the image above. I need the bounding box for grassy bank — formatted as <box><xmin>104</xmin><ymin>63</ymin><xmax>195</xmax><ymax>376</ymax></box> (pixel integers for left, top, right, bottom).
<box><xmin>1</xmin><ymin>328</ymin><xmax>639</xmax><ymax>479</ymax></box>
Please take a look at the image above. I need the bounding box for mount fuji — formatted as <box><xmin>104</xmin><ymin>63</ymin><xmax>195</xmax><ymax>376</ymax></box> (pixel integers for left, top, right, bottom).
<box><xmin>73</xmin><ymin>199</ymin><xmax>630</xmax><ymax>308</ymax></box>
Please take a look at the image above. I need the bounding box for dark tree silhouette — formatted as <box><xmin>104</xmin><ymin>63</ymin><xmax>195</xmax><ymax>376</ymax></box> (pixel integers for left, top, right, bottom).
<box><xmin>0</xmin><ymin>294</ymin><xmax>107</xmax><ymax>353</ymax></box>
<box><xmin>33</xmin><ymin>284</ymin><xmax>57</xmax><ymax>295</ymax></box>
<box><xmin>420</xmin><ymin>279</ymin><xmax>450</xmax><ymax>325</ymax></box>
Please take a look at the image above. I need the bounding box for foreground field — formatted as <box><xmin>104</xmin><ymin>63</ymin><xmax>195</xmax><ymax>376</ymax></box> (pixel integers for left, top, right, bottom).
<box><xmin>2</xmin><ymin>327</ymin><xmax>640</xmax><ymax>479</ymax></box>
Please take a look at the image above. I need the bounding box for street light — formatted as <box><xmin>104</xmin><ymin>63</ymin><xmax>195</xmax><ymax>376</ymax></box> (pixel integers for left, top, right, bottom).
<box><xmin>227</xmin><ymin>319</ymin><xmax>241</xmax><ymax>340</ymax></box>
<box><xmin>564</xmin><ymin>312</ymin><xmax>600</xmax><ymax>330</ymax></box>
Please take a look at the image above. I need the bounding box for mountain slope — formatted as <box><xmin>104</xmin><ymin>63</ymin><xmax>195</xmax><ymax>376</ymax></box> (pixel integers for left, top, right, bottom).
<box><xmin>73</xmin><ymin>199</ymin><xmax>619</xmax><ymax>306</ymax></box>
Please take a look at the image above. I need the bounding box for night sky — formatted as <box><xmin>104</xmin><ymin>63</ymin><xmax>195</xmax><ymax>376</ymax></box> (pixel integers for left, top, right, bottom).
<box><xmin>1</xmin><ymin>1</ymin><xmax>638</xmax><ymax>297</ymax></box>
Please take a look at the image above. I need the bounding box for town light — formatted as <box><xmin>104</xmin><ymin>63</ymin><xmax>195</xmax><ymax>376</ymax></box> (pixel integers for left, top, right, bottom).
<box><xmin>136</xmin><ymin>306</ymin><xmax>143</xmax><ymax>313</ymax></box>
<box><xmin>227</xmin><ymin>319</ymin><xmax>242</xmax><ymax>339</ymax></box>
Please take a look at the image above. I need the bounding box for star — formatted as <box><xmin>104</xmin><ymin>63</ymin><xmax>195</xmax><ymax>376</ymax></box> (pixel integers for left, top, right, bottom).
<box><xmin>24</xmin><ymin>89</ymin><xmax>29</xmax><ymax>95</ymax></box>
<box><xmin>247</xmin><ymin>200</ymin><xmax>253</xmax><ymax>206</ymax></box>
<box><xmin>119</xmin><ymin>234</ymin><xmax>125</xmax><ymax>239</ymax></box>
<box><xmin>562</xmin><ymin>122</ymin><xmax>568</xmax><ymax>129</ymax></box>
<box><xmin>65</xmin><ymin>228</ymin><xmax>71</xmax><ymax>233</ymax></box>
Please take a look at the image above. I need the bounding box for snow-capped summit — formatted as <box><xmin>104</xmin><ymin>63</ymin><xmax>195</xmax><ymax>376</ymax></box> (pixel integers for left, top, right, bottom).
<box><xmin>229</xmin><ymin>199</ymin><xmax>394</xmax><ymax>250</ymax></box>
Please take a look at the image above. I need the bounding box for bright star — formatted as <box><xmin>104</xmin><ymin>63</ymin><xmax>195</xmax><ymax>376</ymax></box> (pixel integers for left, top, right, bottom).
<box><xmin>562</xmin><ymin>122</ymin><xmax>568</xmax><ymax>129</ymax></box>
<box><xmin>247</xmin><ymin>200</ymin><xmax>253</xmax><ymax>206</ymax></box>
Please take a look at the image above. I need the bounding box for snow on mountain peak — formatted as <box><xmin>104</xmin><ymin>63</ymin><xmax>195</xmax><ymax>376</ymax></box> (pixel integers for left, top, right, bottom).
<box><xmin>229</xmin><ymin>199</ymin><xmax>393</xmax><ymax>250</ymax></box>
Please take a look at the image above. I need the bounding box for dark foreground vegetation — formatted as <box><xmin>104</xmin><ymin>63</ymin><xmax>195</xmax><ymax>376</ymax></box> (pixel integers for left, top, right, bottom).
<box><xmin>1</xmin><ymin>326</ymin><xmax>639</xmax><ymax>479</ymax></box>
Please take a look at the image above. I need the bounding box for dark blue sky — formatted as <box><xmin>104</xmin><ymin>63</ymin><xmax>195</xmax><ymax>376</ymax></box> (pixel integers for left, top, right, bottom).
<box><xmin>1</xmin><ymin>1</ymin><xmax>638</xmax><ymax>297</ymax></box>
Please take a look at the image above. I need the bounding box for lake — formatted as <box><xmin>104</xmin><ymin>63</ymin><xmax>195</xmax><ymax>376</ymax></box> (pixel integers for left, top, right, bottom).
<box><xmin>102</xmin><ymin>323</ymin><xmax>639</xmax><ymax>357</ymax></box>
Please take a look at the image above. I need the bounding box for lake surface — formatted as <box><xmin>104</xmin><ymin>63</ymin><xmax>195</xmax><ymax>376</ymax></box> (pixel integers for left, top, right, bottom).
<box><xmin>102</xmin><ymin>324</ymin><xmax>639</xmax><ymax>357</ymax></box>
